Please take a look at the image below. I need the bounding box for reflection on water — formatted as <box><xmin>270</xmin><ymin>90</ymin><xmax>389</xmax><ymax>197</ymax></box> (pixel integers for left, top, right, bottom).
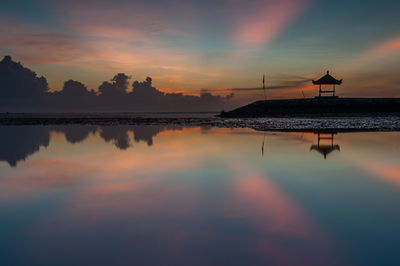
<box><xmin>0</xmin><ymin>125</ymin><xmax>182</xmax><ymax>166</ymax></box>
<box><xmin>0</xmin><ymin>126</ymin><xmax>50</xmax><ymax>166</ymax></box>
<box><xmin>310</xmin><ymin>132</ymin><xmax>340</xmax><ymax>159</ymax></box>
<box><xmin>1</xmin><ymin>125</ymin><xmax>400</xmax><ymax>266</ymax></box>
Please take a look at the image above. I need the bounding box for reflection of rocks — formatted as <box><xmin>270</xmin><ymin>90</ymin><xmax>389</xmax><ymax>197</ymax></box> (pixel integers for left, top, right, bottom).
<box><xmin>0</xmin><ymin>126</ymin><xmax>50</xmax><ymax>167</ymax></box>
<box><xmin>0</xmin><ymin>125</ymin><xmax>183</xmax><ymax>166</ymax></box>
<box><xmin>310</xmin><ymin>133</ymin><xmax>340</xmax><ymax>159</ymax></box>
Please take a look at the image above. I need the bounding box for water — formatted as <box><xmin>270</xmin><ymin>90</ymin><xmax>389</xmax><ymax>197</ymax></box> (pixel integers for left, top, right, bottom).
<box><xmin>1</xmin><ymin>125</ymin><xmax>400</xmax><ymax>266</ymax></box>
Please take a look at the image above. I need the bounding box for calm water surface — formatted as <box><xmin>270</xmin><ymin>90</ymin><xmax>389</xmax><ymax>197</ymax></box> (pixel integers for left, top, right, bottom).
<box><xmin>1</xmin><ymin>125</ymin><xmax>400</xmax><ymax>266</ymax></box>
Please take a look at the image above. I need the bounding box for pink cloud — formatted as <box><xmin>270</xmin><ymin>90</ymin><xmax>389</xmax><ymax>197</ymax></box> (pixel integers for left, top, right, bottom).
<box><xmin>348</xmin><ymin>34</ymin><xmax>400</xmax><ymax>68</ymax></box>
<box><xmin>0</xmin><ymin>16</ymin><xmax>223</xmax><ymax>93</ymax></box>
<box><xmin>62</xmin><ymin>0</ymin><xmax>191</xmax><ymax>42</ymax></box>
<box><xmin>0</xmin><ymin>19</ymin><xmax>202</xmax><ymax>76</ymax></box>
<box><xmin>232</xmin><ymin>0</ymin><xmax>308</xmax><ymax>46</ymax></box>
<box><xmin>0</xmin><ymin>19</ymin><xmax>93</xmax><ymax>65</ymax></box>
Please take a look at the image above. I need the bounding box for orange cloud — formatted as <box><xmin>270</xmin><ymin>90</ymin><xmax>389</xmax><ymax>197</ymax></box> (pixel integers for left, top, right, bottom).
<box><xmin>369</xmin><ymin>36</ymin><xmax>400</xmax><ymax>56</ymax></box>
<box><xmin>0</xmin><ymin>20</ymin><xmax>223</xmax><ymax>92</ymax></box>
<box><xmin>62</xmin><ymin>0</ymin><xmax>191</xmax><ymax>43</ymax></box>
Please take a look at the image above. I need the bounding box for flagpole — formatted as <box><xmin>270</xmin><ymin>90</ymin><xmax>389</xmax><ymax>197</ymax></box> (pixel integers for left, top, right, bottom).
<box><xmin>263</xmin><ymin>74</ymin><xmax>266</xmax><ymax>101</ymax></box>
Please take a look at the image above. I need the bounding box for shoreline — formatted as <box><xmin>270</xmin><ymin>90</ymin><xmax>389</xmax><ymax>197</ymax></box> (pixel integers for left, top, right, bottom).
<box><xmin>1</xmin><ymin>114</ymin><xmax>400</xmax><ymax>132</ymax></box>
<box><xmin>219</xmin><ymin>97</ymin><xmax>400</xmax><ymax>118</ymax></box>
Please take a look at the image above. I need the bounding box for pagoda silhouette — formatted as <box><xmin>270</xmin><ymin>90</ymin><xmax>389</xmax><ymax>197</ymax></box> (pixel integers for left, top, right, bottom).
<box><xmin>312</xmin><ymin>71</ymin><xmax>342</xmax><ymax>98</ymax></box>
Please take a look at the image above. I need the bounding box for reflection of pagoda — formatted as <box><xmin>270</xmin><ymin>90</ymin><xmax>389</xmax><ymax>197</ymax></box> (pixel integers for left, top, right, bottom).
<box><xmin>310</xmin><ymin>132</ymin><xmax>340</xmax><ymax>159</ymax></box>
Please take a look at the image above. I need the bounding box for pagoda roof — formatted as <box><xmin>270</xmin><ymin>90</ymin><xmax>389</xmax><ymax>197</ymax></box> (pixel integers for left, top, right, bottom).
<box><xmin>312</xmin><ymin>71</ymin><xmax>342</xmax><ymax>85</ymax></box>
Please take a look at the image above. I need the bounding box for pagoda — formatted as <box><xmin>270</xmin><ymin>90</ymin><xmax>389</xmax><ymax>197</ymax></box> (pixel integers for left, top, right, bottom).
<box><xmin>312</xmin><ymin>71</ymin><xmax>342</xmax><ymax>98</ymax></box>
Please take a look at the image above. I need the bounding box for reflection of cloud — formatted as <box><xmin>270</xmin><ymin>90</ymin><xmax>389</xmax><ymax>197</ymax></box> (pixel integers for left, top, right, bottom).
<box><xmin>0</xmin><ymin>157</ymin><xmax>100</xmax><ymax>203</ymax></box>
<box><xmin>0</xmin><ymin>126</ymin><xmax>353</xmax><ymax>265</ymax></box>
<box><xmin>338</xmin><ymin>132</ymin><xmax>400</xmax><ymax>188</ymax></box>
<box><xmin>227</xmin><ymin>173</ymin><xmax>346</xmax><ymax>265</ymax></box>
<box><xmin>230</xmin><ymin>174</ymin><xmax>313</xmax><ymax>236</ymax></box>
<box><xmin>353</xmin><ymin>159</ymin><xmax>400</xmax><ymax>188</ymax></box>
<box><xmin>237</xmin><ymin>176</ymin><xmax>303</xmax><ymax>228</ymax></box>
<box><xmin>0</xmin><ymin>126</ymin><xmax>194</xmax><ymax>204</ymax></box>
<box><xmin>68</xmin><ymin>178</ymin><xmax>189</xmax><ymax>222</ymax></box>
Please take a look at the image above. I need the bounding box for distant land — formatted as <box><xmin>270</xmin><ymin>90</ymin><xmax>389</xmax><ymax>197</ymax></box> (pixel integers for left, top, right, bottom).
<box><xmin>2</xmin><ymin>55</ymin><xmax>400</xmax><ymax>117</ymax></box>
<box><xmin>0</xmin><ymin>56</ymin><xmax>234</xmax><ymax>113</ymax></box>
<box><xmin>221</xmin><ymin>70</ymin><xmax>400</xmax><ymax>117</ymax></box>
<box><xmin>219</xmin><ymin>98</ymin><xmax>400</xmax><ymax>118</ymax></box>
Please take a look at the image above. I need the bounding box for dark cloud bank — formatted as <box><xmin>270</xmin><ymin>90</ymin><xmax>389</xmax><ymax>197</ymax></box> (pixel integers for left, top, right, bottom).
<box><xmin>0</xmin><ymin>56</ymin><xmax>234</xmax><ymax>112</ymax></box>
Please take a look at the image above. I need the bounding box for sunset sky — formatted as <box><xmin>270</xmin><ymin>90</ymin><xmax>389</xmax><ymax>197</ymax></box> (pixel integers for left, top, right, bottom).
<box><xmin>1</xmin><ymin>0</ymin><xmax>399</xmax><ymax>101</ymax></box>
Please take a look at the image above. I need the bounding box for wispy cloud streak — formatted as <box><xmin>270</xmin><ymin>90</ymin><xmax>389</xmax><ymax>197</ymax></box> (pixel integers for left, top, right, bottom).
<box><xmin>368</xmin><ymin>36</ymin><xmax>400</xmax><ymax>56</ymax></box>
<box><xmin>232</xmin><ymin>0</ymin><xmax>308</xmax><ymax>46</ymax></box>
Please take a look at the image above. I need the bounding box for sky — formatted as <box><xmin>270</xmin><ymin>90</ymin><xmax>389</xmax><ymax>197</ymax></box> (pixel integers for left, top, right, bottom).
<box><xmin>1</xmin><ymin>0</ymin><xmax>400</xmax><ymax>102</ymax></box>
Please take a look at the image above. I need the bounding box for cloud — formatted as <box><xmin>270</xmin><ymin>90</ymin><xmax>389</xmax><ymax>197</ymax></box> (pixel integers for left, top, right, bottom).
<box><xmin>232</xmin><ymin>76</ymin><xmax>311</xmax><ymax>91</ymax></box>
<box><xmin>0</xmin><ymin>18</ymin><xmax>101</xmax><ymax>66</ymax></box>
<box><xmin>0</xmin><ymin>1</ymin><xmax>313</xmax><ymax>97</ymax></box>
<box><xmin>232</xmin><ymin>0</ymin><xmax>308</xmax><ymax>46</ymax></box>
<box><xmin>197</xmin><ymin>74</ymin><xmax>312</xmax><ymax>97</ymax></box>
<box><xmin>0</xmin><ymin>16</ymin><xmax>198</xmax><ymax>74</ymax></box>
<box><xmin>346</xmin><ymin>34</ymin><xmax>400</xmax><ymax>67</ymax></box>
<box><xmin>62</xmin><ymin>0</ymin><xmax>191</xmax><ymax>42</ymax></box>
<box><xmin>368</xmin><ymin>36</ymin><xmax>400</xmax><ymax>56</ymax></box>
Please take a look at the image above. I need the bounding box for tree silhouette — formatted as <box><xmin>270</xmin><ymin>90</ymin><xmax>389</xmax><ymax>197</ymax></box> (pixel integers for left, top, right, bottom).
<box><xmin>0</xmin><ymin>56</ymin><xmax>48</xmax><ymax>98</ymax></box>
<box><xmin>0</xmin><ymin>56</ymin><xmax>235</xmax><ymax>112</ymax></box>
<box><xmin>111</xmin><ymin>73</ymin><xmax>131</xmax><ymax>92</ymax></box>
